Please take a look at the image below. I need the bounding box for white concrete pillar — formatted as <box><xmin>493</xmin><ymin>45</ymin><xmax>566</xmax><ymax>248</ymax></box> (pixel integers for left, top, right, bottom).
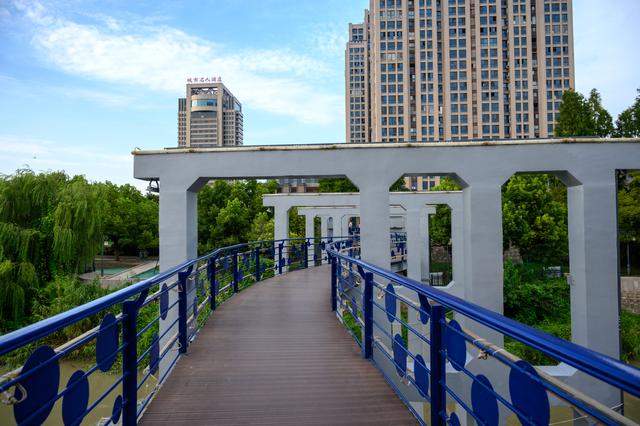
<box><xmin>340</xmin><ymin>215</ymin><xmax>350</xmax><ymax>238</ymax></box>
<box><xmin>274</xmin><ymin>206</ymin><xmax>289</xmax><ymax>272</ymax></box>
<box><xmin>564</xmin><ymin>169</ymin><xmax>621</xmax><ymax>414</ymax></box>
<box><xmin>304</xmin><ymin>213</ymin><xmax>315</xmax><ymax>265</ymax></box>
<box><xmin>462</xmin><ymin>176</ymin><xmax>504</xmax><ymax>345</ymax></box>
<box><xmin>158</xmin><ymin>178</ymin><xmax>201</xmax><ymax>380</ymax></box>
<box><xmin>449</xmin><ymin>205</ymin><xmax>465</xmax><ymax>296</ymax></box>
<box><xmin>355</xmin><ymin>183</ymin><xmax>392</xmax><ymax>268</ymax></box>
<box><xmin>406</xmin><ymin>206</ymin><xmax>436</xmax><ymax>282</ymax></box>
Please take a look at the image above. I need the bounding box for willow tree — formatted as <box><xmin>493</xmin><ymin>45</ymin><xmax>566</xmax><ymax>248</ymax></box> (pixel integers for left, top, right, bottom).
<box><xmin>0</xmin><ymin>170</ymin><xmax>104</xmax><ymax>327</ymax></box>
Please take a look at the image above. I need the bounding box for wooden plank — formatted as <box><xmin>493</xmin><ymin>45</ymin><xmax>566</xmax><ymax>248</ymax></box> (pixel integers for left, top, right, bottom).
<box><xmin>141</xmin><ymin>265</ymin><xmax>417</xmax><ymax>425</ymax></box>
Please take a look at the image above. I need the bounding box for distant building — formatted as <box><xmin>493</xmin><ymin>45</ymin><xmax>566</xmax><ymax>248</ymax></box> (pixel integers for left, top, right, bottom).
<box><xmin>178</xmin><ymin>79</ymin><xmax>243</xmax><ymax>147</ymax></box>
<box><xmin>346</xmin><ymin>0</ymin><xmax>575</xmax><ymax>143</ymax></box>
<box><xmin>277</xmin><ymin>178</ymin><xmax>320</xmax><ymax>194</ymax></box>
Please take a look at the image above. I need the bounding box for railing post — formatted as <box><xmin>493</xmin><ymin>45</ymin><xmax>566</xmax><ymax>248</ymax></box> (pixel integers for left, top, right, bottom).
<box><xmin>429</xmin><ymin>304</ymin><xmax>446</xmax><ymax>426</ymax></box>
<box><xmin>304</xmin><ymin>240</ymin><xmax>309</xmax><ymax>269</ymax></box>
<box><xmin>363</xmin><ymin>271</ymin><xmax>373</xmax><ymax>359</ymax></box>
<box><xmin>232</xmin><ymin>251</ymin><xmax>239</xmax><ymax>292</ymax></box>
<box><xmin>121</xmin><ymin>300</ymin><xmax>138</xmax><ymax>426</ymax></box>
<box><xmin>278</xmin><ymin>242</ymin><xmax>283</xmax><ymax>275</ymax></box>
<box><xmin>178</xmin><ymin>268</ymin><xmax>191</xmax><ymax>354</ymax></box>
<box><xmin>254</xmin><ymin>246</ymin><xmax>261</xmax><ymax>281</ymax></box>
<box><xmin>330</xmin><ymin>255</ymin><xmax>337</xmax><ymax>312</ymax></box>
<box><xmin>207</xmin><ymin>257</ymin><xmax>217</xmax><ymax>311</ymax></box>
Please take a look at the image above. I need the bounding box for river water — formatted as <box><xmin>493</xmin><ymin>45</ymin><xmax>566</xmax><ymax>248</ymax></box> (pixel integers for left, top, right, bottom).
<box><xmin>0</xmin><ymin>360</ymin><xmax>157</xmax><ymax>425</ymax></box>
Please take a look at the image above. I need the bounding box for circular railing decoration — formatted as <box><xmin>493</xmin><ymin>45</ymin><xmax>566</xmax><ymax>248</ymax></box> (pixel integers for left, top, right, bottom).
<box><xmin>150</xmin><ymin>333</ymin><xmax>160</xmax><ymax>376</ymax></box>
<box><xmin>385</xmin><ymin>283</ymin><xmax>397</xmax><ymax>322</ymax></box>
<box><xmin>14</xmin><ymin>345</ymin><xmax>60</xmax><ymax>425</ymax></box>
<box><xmin>96</xmin><ymin>313</ymin><xmax>119</xmax><ymax>372</ymax></box>
<box><xmin>471</xmin><ymin>374</ymin><xmax>499</xmax><ymax>426</ymax></box>
<box><xmin>111</xmin><ymin>395</ymin><xmax>123</xmax><ymax>424</ymax></box>
<box><xmin>392</xmin><ymin>334</ymin><xmax>407</xmax><ymax>377</ymax></box>
<box><xmin>160</xmin><ymin>283</ymin><xmax>169</xmax><ymax>320</ymax></box>
<box><xmin>414</xmin><ymin>354</ymin><xmax>429</xmax><ymax>398</ymax></box>
<box><xmin>418</xmin><ymin>293</ymin><xmax>431</xmax><ymax>325</ymax></box>
<box><xmin>448</xmin><ymin>413</ymin><xmax>461</xmax><ymax>426</ymax></box>
<box><xmin>509</xmin><ymin>360</ymin><xmax>550</xmax><ymax>425</ymax></box>
<box><xmin>62</xmin><ymin>369</ymin><xmax>89</xmax><ymax>426</ymax></box>
<box><xmin>445</xmin><ymin>320</ymin><xmax>466</xmax><ymax>371</ymax></box>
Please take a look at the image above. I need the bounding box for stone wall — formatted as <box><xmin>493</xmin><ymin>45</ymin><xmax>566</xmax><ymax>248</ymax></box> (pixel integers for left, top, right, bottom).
<box><xmin>621</xmin><ymin>276</ymin><xmax>640</xmax><ymax>314</ymax></box>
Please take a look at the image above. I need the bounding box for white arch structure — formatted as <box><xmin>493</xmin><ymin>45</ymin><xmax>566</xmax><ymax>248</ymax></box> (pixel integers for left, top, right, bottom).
<box><xmin>134</xmin><ymin>138</ymin><xmax>640</xmax><ymax>412</ymax></box>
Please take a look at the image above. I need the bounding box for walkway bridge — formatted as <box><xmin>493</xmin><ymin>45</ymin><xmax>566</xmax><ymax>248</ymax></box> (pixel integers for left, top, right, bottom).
<box><xmin>1</xmin><ymin>139</ymin><xmax>640</xmax><ymax>425</ymax></box>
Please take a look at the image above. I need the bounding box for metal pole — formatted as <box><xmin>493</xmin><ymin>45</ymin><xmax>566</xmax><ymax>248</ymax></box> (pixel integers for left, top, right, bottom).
<box><xmin>232</xmin><ymin>251</ymin><xmax>239</xmax><ymax>293</ymax></box>
<box><xmin>627</xmin><ymin>242</ymin><xmax>631</xmax><ymax>276</ymax></box>
<box><xmin>429</xmin><ymin>305</ymin><xmax>446</xmax><ymax>426</ymax></box>
<box><xmin>177</xmin><ymin>268</ymin><xmax>191</xmax><ymax>354</ymax></box>
<box><xmin>254</xmin><ymin>246</ymin><xmax>261</xmax><ymax>281</ymax></box>
<box><xmin>208</xmin><ymin>258</ymin><xmax>217</xmax><ymax>311</ymax></box>
<box><xmin>121</xmin><ymin>301</ymin><xmax>138</xmax><ymax>426</ymax></box>
<box><xmin>363</xmin><ymin>271</ymin><xmax>373</xmax><ymax>359</ymax></box>
<box><xmin>330</xmin><ymin>256</ymin><xmax>337</xmax><ymax>311</ymax></box>
<box><xmin>278</xmin><ymin>242</ymin><xmax>283</xmax><ymax>275</ymax></box>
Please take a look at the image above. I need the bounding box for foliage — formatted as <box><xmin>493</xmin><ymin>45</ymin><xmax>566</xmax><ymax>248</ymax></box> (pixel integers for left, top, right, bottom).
<box><xmin>587</xmin><ymin>89</ymin><xmax>614</xmax><ymax>137</ymax></box>
<box><xmin>197</xmin><ymin>179</ymin><xmax>278</xmax><ymax>253</ymax></box>
<box><xmin>502</xmin><ymin>174</ymin><xmax>568</xmax><ymax>264</ymax></box>
<box><xmin>504</xmin><ymin>261</ymin><xmax>640</xmax><ymax>364</ymax></box>
<box><xmin>555</xmin><ymin>89</ymin><xmax>613</xmax><ymax>137</ymax></box>
<box><xmin>615</xmin><ymin>89</ymin><xmax>640</xmax><ymax>137</ymax></box>
<box><xmin>0</xmin><ymin>170</ymin><xmax>104</xmax><ymax>326</ymax></box>
<box><xmin>98</xmin><ymin>182</ymin><xmax>159</xmax><ymax>258</ymax></box>
<box><xmin>318</xmin><ymin>177</ymin><xmax>358</xmax><ymax>192</ymax></box>
<box><xmin>618</xmin><ymin>172</ymin><xmax>640</xmax><ymax>243</ymax></box>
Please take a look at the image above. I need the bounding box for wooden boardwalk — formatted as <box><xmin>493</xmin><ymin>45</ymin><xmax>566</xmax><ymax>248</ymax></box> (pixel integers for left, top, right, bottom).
<box><xmin>141</xmin><ymin>265</ymin><xmax>417</xmax><ymax>425</ymax></box>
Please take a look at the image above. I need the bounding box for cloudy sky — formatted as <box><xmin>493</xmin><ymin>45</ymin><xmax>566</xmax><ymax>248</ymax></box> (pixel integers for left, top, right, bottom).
<box><xmin>0</xmin><ymin>0</ymin><xmax>639</xmax><ymax>187</ymax></box>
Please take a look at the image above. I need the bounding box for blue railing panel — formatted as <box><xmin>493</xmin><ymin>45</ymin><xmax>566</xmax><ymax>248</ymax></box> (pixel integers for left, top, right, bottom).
<box><xmin>326</xmin><ymin>239</ymin><xmax>640</xmax><ymax>426</ymax></box>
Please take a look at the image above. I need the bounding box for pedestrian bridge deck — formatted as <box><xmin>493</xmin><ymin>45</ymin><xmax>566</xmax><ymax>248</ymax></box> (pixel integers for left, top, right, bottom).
<box><xmin>140</xmin><ymin>265</ymin><xmax>417</xmax><ymax>425</ymax></box>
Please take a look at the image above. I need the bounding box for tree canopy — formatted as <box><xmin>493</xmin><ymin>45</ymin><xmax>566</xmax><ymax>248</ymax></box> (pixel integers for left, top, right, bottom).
<box><xmin>555</xmin><ymin>88</ymin><xmax>613</xmax><ymax>137</ymax></box>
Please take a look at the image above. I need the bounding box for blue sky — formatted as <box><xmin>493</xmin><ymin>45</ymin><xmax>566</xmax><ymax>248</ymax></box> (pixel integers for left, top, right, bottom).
<box><xmin>0</xmin><ymin>0</ymin><xmax>639</xmax><ymax>188</ymax></box>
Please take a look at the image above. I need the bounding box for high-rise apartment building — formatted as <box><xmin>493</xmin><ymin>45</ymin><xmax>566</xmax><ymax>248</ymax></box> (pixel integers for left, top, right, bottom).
<box><xmin>346</xmin><ymin>0</ymin><xmax>574</xmax><ymax>144</ymax></box>
<box><xmin>178</xmin><ymin>78</ymin><xmax>243</xmax><ymax>147</ymax></box>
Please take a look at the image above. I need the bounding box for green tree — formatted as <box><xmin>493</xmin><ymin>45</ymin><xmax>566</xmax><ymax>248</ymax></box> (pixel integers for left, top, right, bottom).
<box><xmin>587</xmin><ymin>89</ymin><xmax>614</xmax><ymax>137</ymax></box>
<box><xmin>555</xmin><ymin>89</ymin><xmax>596</xmax><ymax>137</ymax></box>
<box><xmin>615</xmin><ymin>89</ymin><xmax>640</xmax><ymax>137</ymax></box>
<box><xmin>0</xmin><ymin>170</ymin><xmax>104</xmax><ymax>327</ymax></box>
<box><xmin>318</xmin><ymin>177</ymin><xmax>358</xmax><ymax>192</ymax></box>
<box><xmin>99</xmin><ymin>182</ymin><xmax>158</xmax><ymax>259</ymax></box>
<box><xmin>618</xmin><ymin>171</ymin><xmax>640</xmax><ymax>243</ymax></box>
<box><xmin>502</xmin><ymin>175</ymin><xmax>568</xmax><ymax>264</ymax></box>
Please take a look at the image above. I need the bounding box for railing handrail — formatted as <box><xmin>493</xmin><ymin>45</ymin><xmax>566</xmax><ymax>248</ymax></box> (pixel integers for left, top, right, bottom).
<box><xmin>326</xmin><ymin>240</ymin><xmax>640</xmax><ymax>398</ymax></box>
<box><xmin>0</xmin><ymin>236</ymin><xmax>333</xmax><ymax>357</ymax></box>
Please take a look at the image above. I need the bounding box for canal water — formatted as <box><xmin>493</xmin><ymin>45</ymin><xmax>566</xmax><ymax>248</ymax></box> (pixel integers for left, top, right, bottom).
<box><xmin>1</xmin><ymin>360</ymin><xmax>157</xmax><ymax>425</ymax></box>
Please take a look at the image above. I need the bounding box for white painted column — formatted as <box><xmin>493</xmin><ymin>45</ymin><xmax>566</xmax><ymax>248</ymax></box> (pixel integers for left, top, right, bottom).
<box><xmin>273</xmin><ymin>207</ymin><xmax>289</xmax><ymax>272</ymax></box>
<box><xmin>340</xmin><ymin>214</ymin><xmax>350</xmax><ymax>238</ymax></box>
<box><xmin>158</xmin><ymin>178</ymin><xmax>201</xmax><ymax>380</ymax></box>
<box><xmin>450</xmin><ymin>204</ymin><xmax>465</xmax><ymax>294</ymax></box>
<box><xmin>420</xmin><ymin>209</ymin><xmax>433</xmax><ymax>282</ymax></box>
<box><xmin>565</xmin><ymin>170</ymin><xmax>620</xmax><ymax>406</ymax></box>
<box><xmin>354</xmin><ymin>183</ymin><xmax>392</xmax><ymax>268</ymax></box>
<box><xmin>405</xmin><ymin>207</ymin><xmax>422</xmax><ymax>282</ymax></box>
<box><xmin>304</xmin><ymin>213</ymin><xmax>315</xmax><ymax>266</ymax></box>
<box><xmin>462</xmin><ymin>176</ymin><xmax>505</xmax><ymax>345</ymax></box>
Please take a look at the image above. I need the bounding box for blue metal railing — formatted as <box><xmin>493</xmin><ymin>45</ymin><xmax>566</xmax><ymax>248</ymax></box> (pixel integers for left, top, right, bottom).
<box><xmin>326</xmin><ymin>239</ymin><xmax>640</xmax><ymax>426</ymax></box>
<box><xmin>0</xmin><ymin>236</ymin><xmax>339</xmax><ymax>426</ymax></box>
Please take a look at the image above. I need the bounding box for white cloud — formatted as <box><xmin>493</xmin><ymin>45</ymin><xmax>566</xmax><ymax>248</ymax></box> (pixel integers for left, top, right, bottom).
<box><xmin>12</xmin><ymin>0</ymin><xmax>342</xmax><ymax>125</ymax></box>
<box><xmin>0</xmin><ymin>135</ymin><xmax>138</xmax><ymax>187</ymax></box>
